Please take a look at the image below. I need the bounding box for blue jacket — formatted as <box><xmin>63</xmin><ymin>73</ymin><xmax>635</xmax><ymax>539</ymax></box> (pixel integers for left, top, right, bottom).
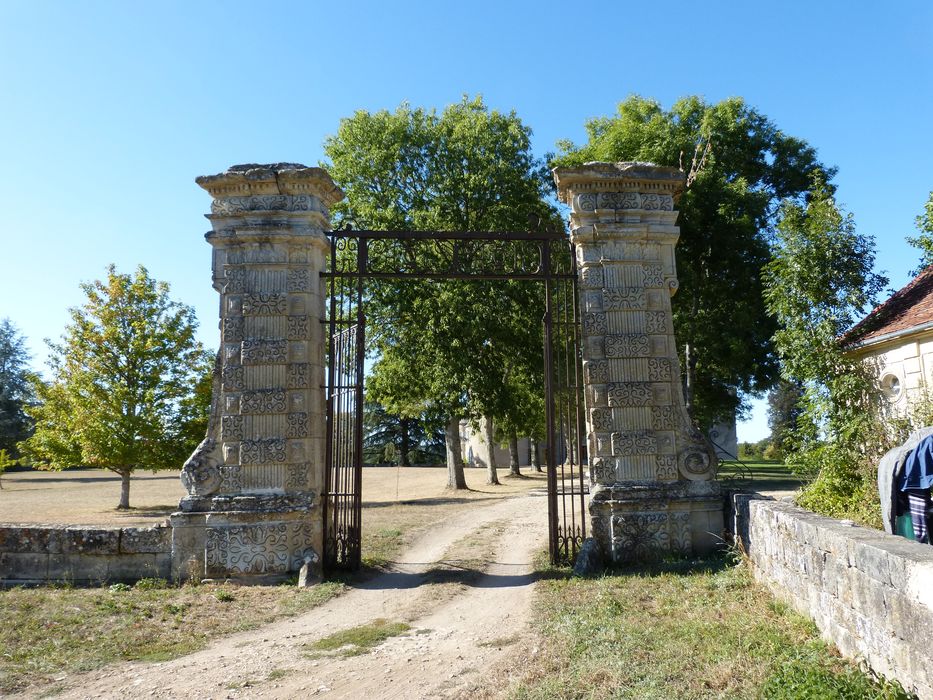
<box><xmin>902</xmin><ymin>433</ymin><xmax>933</xmax><ymax>491</ymax></box>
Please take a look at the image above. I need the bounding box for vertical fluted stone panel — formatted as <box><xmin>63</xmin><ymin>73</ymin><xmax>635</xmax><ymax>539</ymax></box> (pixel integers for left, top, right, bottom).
<box><xmin>171</xmin><ymin>163</ymin><xmax>344</xmax><ymax>583</ymax></box>
<box><xmin>554</xmin><ymin>162</ymin><xmax>723</xmax><ymax>563</ymax></box>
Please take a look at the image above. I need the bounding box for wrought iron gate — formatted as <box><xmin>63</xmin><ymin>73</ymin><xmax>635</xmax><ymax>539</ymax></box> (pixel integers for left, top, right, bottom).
<box><xmin>322</xmin><ymin>226</ymin><xmax>587</xmax><ymax>573</ymax></box>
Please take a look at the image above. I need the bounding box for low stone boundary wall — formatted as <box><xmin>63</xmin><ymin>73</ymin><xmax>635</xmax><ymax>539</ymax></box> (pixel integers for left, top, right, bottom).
<box><xmin>0</xmin><ymin>524</ymin><xmax>171</xmax><ymax>586</ymax></box>
<box><xmin>731</xmin><ymin>493</ymin><xmax>933</xmax><ymax>699</ymax></box>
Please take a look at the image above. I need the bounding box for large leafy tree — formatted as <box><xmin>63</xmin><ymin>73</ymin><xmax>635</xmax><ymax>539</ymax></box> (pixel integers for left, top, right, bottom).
<box><xmin>362</xmin><ymin>400</ymin><xmax>445</xmax><ymax>466</ymax></box>
<box><xmin>323</xmin><ymin>97</ymin><xmax>559</xmax><ymax>488</ymax></box>
<box><xmin>0</xmin><ymin>318</ymin><xmax>34</xmax><ymax>455</ymax></box>
<box><xmin>21</xmin><ymin>265</ymin><xmax>211</xmax><ymax>509</ymax></box>
<box><xmin>554</xmin><ymin>95</ymin><xmax>832</xmax><ymax>428</ymax></box>
<box><xmin>763</xmin><ymin>178</ymin><xmax>887</xmax><ymax>521</ymax></box>
<box><xmin>907</xmin><ymin>190</ymin><xmax>933</xmax><ymax>275</ymax></box>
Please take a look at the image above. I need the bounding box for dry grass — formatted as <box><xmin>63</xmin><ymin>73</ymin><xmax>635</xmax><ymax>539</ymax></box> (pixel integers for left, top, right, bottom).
<box><xmin>0</xmin><ymin>579</ymin><xmax>343</xmax><ymax>694</ymax></box>
<box><xmin>0</xmin><ymin>466</ymin><xmax>544</xmax><ymax>694</ymax></box>
<box><xmin>480</xmin><ymin>556</ymin><xmax>911</xmax><ymax>700</ymax></box>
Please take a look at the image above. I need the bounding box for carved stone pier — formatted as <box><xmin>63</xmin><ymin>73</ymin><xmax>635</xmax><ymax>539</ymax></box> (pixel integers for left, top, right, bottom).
<box><xmin>553</xmin><ymin>162</ymin><xmax>723</xmax><ymax>563</ymax></box>
<box><xmin>171</xmin><ymin>163</ymin><xmax>343</xmax><ymax>583</ymax></box>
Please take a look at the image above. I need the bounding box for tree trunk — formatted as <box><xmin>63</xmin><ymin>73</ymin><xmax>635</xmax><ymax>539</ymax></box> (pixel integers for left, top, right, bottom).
<box><xmin>117</xmin><ymin>469</ymin><xmax>131</xmax><ymax>510</ymax></box>
<box><xmin>508</xmin><ymin>433</ymin><xmax>521</xmax><ymax>476</ymax></box>
<box><xmin>483</xmin><ymin>416</ymin><xmax>500</xmax><ymax>485</ymax></box>
<box><xmin>400</xmin><ymin>419</ymin><xmax>412</xmax><ymax>467</ymax></box>
<box><xmin>530</xmin><ymin>437</ymin><xmax>542</xmax><ymax>472</ymax></box>
<box><xmin>445</xmin><ymin>416</ymin><xmax>467</xmax><ymax>490</ymax></box>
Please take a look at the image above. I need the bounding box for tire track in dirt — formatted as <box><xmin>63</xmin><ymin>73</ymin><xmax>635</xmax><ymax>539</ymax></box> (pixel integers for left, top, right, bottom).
<box><xmin>38</xmin><ymin>488</ymin><xmax>548</xmax><ymax>700</ymax></box>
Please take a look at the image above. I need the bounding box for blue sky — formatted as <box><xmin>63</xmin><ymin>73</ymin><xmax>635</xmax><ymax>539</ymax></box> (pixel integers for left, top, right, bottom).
<box><xmin>1</xmin><ymin>1</ymin><xmax>931</xmax><ymax>442</ymax></box>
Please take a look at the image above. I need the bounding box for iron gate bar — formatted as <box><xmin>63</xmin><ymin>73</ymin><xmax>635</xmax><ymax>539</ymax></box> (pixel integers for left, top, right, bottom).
<box><xmin>322</xmin><ymin>227</ymin><xmax>586</xmax><ymax>572</ymax></box>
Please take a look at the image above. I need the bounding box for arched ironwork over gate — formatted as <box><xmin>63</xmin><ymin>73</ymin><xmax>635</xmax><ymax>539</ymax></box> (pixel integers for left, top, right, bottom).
<box><xmin>322</xmin><ymin>226</ymin><xmax>587</xmax><ymax>572</ymax></box>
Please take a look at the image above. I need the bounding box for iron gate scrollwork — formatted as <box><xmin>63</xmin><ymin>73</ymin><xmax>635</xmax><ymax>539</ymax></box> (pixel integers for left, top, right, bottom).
<box><xmin>322</xmin><ymin>226</ymin><xmax>587</xmax><ymax>573</ymax></box>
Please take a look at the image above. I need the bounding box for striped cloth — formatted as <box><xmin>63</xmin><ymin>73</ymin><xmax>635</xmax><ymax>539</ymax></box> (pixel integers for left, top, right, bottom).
<box><xmin>905</xmin><ymin>488</ymin><xmax>932</xmax><ymax>544</ymax></box>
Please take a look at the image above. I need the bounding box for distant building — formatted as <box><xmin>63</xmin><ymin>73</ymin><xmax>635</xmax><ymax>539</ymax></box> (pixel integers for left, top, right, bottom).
<box><xmin>843</xmin><ymin>265</ymin><xmax>933</xmax><ymax>412</ymax></box>
<box><xmin>459</xmin><ymin>419</ymin><xmax>533</xmax><ymax>467</ymax></box>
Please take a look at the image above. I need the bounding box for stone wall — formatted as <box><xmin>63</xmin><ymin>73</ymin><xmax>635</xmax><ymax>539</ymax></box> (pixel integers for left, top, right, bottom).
<box><xmin>0</xmin><ymin>524</ymin><xmax>171</xmax><ymax>586</ymax></box>
<box><xmin>732</xmin><ymin>493</ymin><xmax>933</xmax><ymax>699</ymax></box>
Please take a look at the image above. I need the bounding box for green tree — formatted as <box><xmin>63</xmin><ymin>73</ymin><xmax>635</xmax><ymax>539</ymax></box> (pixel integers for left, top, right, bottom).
<box><xmin>767</xmin><ymin>378</ymin><xmax>805</xmax><ymax>458</ymax></box>
<box><xmin>906</xmin><ymin>190</ymin><xmax>933</xmax><ymax>275</ymax></box>
<box><xmin>323</xmin><ymin>97</ymin><xmax>559</xmax><ymax>489</ymax></box>
<box><xmin>362</xmin><ymin>400</ymin><xmax>445</xmax><ymax>466</ymax></box>
<box><xmin>763</xmin><ymin>177</ymin><xmax>887</xmax><ymax>522</ymax></box>
<box><xmin>21</xmin><ymin>265</ymin><xmax>208</xmax><ymax>509</ymax></box>
<box><xmin>554</xmin><ymin>95</ymin><xmax>831</xmax><ymax>429</ymax></box>
<box><xmin>0</xmin><ymin>318</ymin><xmax>34</xmax><ymax>455</ymax></box>
<box><xmin>0</xmin><ymin>448</ymin><xmax>16</xmax><ymax>488</ymax></box>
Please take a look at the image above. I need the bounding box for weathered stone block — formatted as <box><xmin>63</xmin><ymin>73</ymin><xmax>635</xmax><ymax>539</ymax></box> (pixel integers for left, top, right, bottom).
<box><xmin>120</xmin><ymin>526</ymin><xmax>171</xmax><ymax>554</ymax></box>
<box><xmin>0</xmin><ymin>552</ymin><xmax>49</xmax><ymax>581</ymax></box>
<box><xmin>63</xmin><ymin>528</ymin><xmax>119</xmax><ymax>555</ymax></box>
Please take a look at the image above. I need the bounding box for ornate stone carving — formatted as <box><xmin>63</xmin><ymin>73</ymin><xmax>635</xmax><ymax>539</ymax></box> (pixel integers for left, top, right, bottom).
<box><xmin>612</xmin><ymin>431</ymin><xmax>657</xmax><ymax>456</ymax></box>
<box><xmin>180</xmin><ymin>438</ymin><xmax>223</xmax><ymax>496</ymax></box>
<box><xmin>608</xmin><ymin>382</ymin><xmax>652</xmax><ymax>407</ymax></box>
<box><xmin>286</xmin><ymin>412</ymin><xmax>309</xmax><ymax>438</ymax></box>
<box><xmin>656</xmin><ymin>455</ymin><xmax>677</xmax><ymax>480</ymax></box>
<box><xmin>640</xmin><ymin>193</ymin><xmax>674</xmax><ymax>211</ymax></box>
<box><xmin>590</xmin><ymin>459</ymin><xmax>617</xmax><ymax>485</ymax></box>
<box><xmin>590</xmin><ymin>408</ymin><xmax>614</xmax><ymax>431</ymax></box>
<box><xmin>285</xmin><ymin>463</ymin><xmax>310</xmax><ymax>491</ymax></box>
<box><xmin>612</xmin><ymin>512</ymin><xmax>670</xmax><ymax>558</ymax></box>
<box><xmin>287</xmin><ymin>363</ymin><xmax>310</xmax><ymax>389</ymax></box>
<box><xmin>583</xmin><ymin>312</ymin><xmax>607</xmax><ymax>335</ymax></box>
<box><xmin>680</xmin><ymin>449</ymin><xmax>712</xmax><ymax>477</ymax></box>
<box><xmin>650</xmin><ymin>406</ymin><xmax>678</xmax><ymax>430</ymax></box>
<box><xmin>643</xmin><ymin>264</ymin><xmax>665</xmax><ymax>287</ymax></box>
<box><xmin>218</xmin><ymin>465</ymin><xmax>242</xmax><ymax>492</ymax></box>
<box><xmin>645</xmin><ymin>311</ymin><xmax>668</xmax><ymax>334</ymax></box>
<box><xmin>605</xmin><ymin>334</ymin><xmax>650</xmax><ymax>358</ymax></box>
<box><xmin>240</xmin><ymin>438</ymin><xmax>287</xmax><ymax>464</ymax></box>
<box><xmin>580</xmin><ymin>266</ymin><xmax>604</xmax><ymax>288</ymax></box>
<box><xmin>206</xmin><ymin>523</ymin><xmax>290</xmax><ymax>575</ymax></box>
<box><xmin>604</xmin><ymin>287</ymin><xmax>646</xmax><ymax>310</ymax></box>
<box><xmin>222</xmin><ymin>317</ymin><xmax>245</xmax><ymax>343</ymax></box>
<box><xmin>211</xmin><ymin>194</ymin><xmax>319</xmax><ymax>215</ymax></box>
<box><xmin>584</xmin><ymin>360</ymin><xmax>609</xmax><ymax>384</ymax></box>
<box><xmin>221</xmin><ymin>415</ymin><xmax>245</xmax><ymax>440</ymax></box>
<box><xmin>243</xmin><ymin>294</ymin><xmax>287</xmax><ymax>315</ymax></box>
<box><xmin>670</xmin><ymin>512</ymin><xmax>691</xmax><ymax>552</ymax></box>
<box><xmin>240</xmin><ymin>389</ymin><xmax>287</xmax><ymax>414</ymax></box>
<box><xmin>242</xmin><ymin>339</ymin><xmax>288</xmax><ymax>364</ymax></box>
<box><xmin>287</xmin><ymin>269</ymin><xmax>311</xmax><ymax>292</ymax></box>
<box><xmin>598</xmin><ymin>191</ymin><xmax>641</xmax><ymax>210</ymax></box>
<box><xmin>221</xmin><ymin>365</ymin><xmax>244</xmax><ymax>391</ymax></box>
<box><xmin>287</xmin><ymin>315</ymin><xmax>310</xmax><ymax>340</ymax></box>
<box><xmin>223</xmin><ymin>268</ymin><xmax>248</xmax><ymax>293</ymax></box>
<box><xmin>576</xmin><ymin>192</ymin><xmax>597</xmax><ymax>212</ymax></box>
<box><xmin>647</xmin><ymin>358</ymin><xmax>673</xmax><ymax>381</ymax></box>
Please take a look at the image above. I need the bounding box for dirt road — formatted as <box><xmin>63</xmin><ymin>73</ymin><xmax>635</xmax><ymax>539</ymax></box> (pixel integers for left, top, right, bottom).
<box><xmin>39</xmin><ymin>488</ymin><xmax>547</xmax><ymax>700</ymax></box>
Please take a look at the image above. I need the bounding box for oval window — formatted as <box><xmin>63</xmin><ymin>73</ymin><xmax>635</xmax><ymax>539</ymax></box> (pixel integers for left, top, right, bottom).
<box><xmin>881</xmin><ymin>373</ymin><xmax>902</xmax><ymax>401</ymax></box>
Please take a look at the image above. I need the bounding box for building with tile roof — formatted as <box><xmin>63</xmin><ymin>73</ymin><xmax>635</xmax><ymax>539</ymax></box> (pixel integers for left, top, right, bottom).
<box><xmin>844</xmin><ymin>266</ymin><xmax>933</xmax><ymax>409</ymax></box>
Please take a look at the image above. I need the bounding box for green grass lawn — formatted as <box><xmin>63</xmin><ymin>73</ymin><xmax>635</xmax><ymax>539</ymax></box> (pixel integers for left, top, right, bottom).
<box><xmin>718</xmin><ymin>459</ymin><xmax>804</xmax><ymax>493</ymax></box>
<box><xmin>503</xmin><ymin>555</ymin><xmax>911</xmax><ymax>700</ymax></box>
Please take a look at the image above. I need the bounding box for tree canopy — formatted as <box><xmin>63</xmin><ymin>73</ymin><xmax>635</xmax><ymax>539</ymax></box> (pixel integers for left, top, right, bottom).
<box><xmin>21</xmin><ymin>265</ymin><xmax>211</xmax><ymax>509</ymax></box>
<box><xmin>0</xmin><ymin>318</ymin><xmax>34</xmax><ymax>456</ymax></box>
<box><xmin>323</xmin><ymin>97</ymin><xmax>559</xmax><ymax>487</ymax></box>
<box><xmin>553</xmin><ymin>95</ymin><xmax>833</xmax><ymax>428</ymax></box>
<box><xmin>907</xmin><ymin>190</ymin><xmax>933</xmax><ymax>275</ymax></box>
<box><xmin>763</xmin><ymin>177</ymin><xmax>887</xmax><ymax>521</ymax></box>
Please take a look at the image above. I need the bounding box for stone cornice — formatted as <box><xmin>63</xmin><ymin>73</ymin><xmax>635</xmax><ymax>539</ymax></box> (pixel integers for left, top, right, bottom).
<box><xmin>196</xmin><ymin>163</ymin><xmax>345</xmax><ymax>207</ymax></box>
<box><xmin>553</xmin><ymin>161</ymin><xmax>685</xmax><ymax>203</ymax></box>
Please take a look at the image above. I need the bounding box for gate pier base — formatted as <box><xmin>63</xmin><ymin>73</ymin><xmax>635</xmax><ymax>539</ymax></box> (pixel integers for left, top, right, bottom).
<box><xmin>553</xmin><ymin>162</ymin><xmax>724</xmax><ymax>564</ymax></box>
<box><xmin>171</xmin><ymin>163</ymin><xmax>343</xmax><ymax>583</ymax></box>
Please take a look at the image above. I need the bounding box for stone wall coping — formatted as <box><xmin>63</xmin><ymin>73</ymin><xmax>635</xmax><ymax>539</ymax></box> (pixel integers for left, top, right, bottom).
<box><xmin>553</xmin><ymin>161</ymin><xmax>685</xmax><ymax>203</ymax></box>
<box><xmin>196</xmin><ymin>163</ymin><xmax>345</xmax><ymax>206</ymax></box>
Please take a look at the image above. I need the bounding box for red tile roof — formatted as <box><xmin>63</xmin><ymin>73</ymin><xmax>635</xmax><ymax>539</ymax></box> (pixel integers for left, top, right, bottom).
<box><xmin>844</xmin><ymin>266</ymin><xmax>933</xmax><ymax>348</ymax></box>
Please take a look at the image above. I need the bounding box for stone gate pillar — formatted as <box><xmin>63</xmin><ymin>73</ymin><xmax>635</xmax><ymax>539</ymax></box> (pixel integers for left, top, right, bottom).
<box><xmin>171</xmin><ymin>163</ymin><xmax>344</xmax><ymax>583</ymax></box>
<box><xmin>553</xmin><ymin>162</ymin><xmax>723</xmax><ymax>563</ymax></box>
